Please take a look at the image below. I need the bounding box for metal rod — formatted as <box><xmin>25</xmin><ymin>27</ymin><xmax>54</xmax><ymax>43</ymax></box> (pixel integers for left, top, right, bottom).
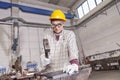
<box><xmin>115</xmin><ymin>0</ymin><xmax>120</xmax><ymax>15</ymax></box>
<box><xmin>37</xmin><ymin>29</ymin><xmax>43</xmax><ymax>68</ymax></box>
<box><xmin>28</xmin><ymin>27</ymin><xmax>32</xmax><ymax>61</ymax></box>
<box><xmin>0</xmin><ymin>22</ymin><xmax>13</xmax><ymax>25</ymax></box>
<box><xmin>0</xmin><ymin>16</ymin><xmax>75</xmax><ymax>29</ymax></box>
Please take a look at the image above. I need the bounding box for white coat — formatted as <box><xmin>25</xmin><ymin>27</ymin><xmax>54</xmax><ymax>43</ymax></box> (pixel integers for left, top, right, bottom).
<box><xmin>42</xmin><ymin>29</ymin><xmax>79</xmax><ymax>73</ymax></box>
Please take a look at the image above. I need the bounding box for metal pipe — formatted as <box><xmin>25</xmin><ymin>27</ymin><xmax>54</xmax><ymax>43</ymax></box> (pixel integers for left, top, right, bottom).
<box><xmin>0</xmin><ymin>22</ymin><xmax>13</xmax><ymax>25</ymax></box>
<box><xmin>0</xmin><ymin>17</ymin><xmax>73</xmax><ymax>29</ymax></box>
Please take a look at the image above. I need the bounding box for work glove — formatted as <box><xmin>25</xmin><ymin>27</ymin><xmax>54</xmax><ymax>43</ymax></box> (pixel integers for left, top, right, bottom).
<box><xmin>63</xmin><ymin>64</ymin><xmax>79</xmax><ymax>75</ymax></box>
<box><xmin>40</xmin><ymin>54</ymin><xmax>51</xmax><ymax>67</ymax></box>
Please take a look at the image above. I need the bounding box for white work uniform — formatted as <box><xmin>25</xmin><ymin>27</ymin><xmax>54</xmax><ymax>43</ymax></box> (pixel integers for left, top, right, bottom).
<box><xmin>41</xmin><ymin>29</ymin><xmax>79</xmax><ymax>80</ymax></box>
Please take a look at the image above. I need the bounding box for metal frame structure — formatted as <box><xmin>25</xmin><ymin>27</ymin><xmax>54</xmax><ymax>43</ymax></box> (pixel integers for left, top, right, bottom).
<box><xmin>0</xmin><ymin>16</ymin><xmax>76</xmax><ymax>30</ymax></box>
<box><xmin>0</xmin><ymin>1</ymin><xmax>74</xmax><ymax>19</ymax></box>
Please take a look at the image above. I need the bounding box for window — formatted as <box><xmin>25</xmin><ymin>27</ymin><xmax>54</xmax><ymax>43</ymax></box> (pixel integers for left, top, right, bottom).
<box><xmin>77</xmin><ymin>6</ymin><xmax>84</xmax><ymax>18</ymax></box>
<box><xmin>77</xmin><ymin>0</ymin><xmax>103</xmax><ymax>18</ymax></box>
<box><xmin>87</xmin><ymin>0</ymin><xmax>96</xmax><ymax>10</ymax></box>
<box><xmin>96</xmin><ymin>0</ymin><xmax>102</xmax><ymax>5</ymax></box>
<box><xmin>82</xmin><ymin>1</ymin><xmax>90</xmax><ymax>15</ymax></box>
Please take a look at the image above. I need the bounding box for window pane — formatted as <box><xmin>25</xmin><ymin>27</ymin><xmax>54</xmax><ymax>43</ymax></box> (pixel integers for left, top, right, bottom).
<box><xmin>82</xmin><ymin>1</ymin><xmax>89</xmax><ymax>15</ymax></box>
<box><xmin>77</xmin><ymin>6</ymin><xmax>84</xmax><ymax>18</ymax></box>
<box><xmin>96</xmin><ymin>0</ymin><xmax>102</xmax><ymax>5</ymax></box>
<box><xmin>88</xmin><ymin>0</ymin><xmax>96</xmax><ymax>10</ymax></box>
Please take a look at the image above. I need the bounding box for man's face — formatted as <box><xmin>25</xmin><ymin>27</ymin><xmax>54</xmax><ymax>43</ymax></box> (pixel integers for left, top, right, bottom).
<box><xmin>51</xmin><ymin>20</ymin><xmax>64</xmax><ymax>34</ymax></box>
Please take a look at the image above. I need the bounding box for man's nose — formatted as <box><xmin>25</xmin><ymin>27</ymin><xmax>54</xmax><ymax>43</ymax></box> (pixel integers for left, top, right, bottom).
<box><xmin>55</xmin><ymin>26</ymin><xmax>60</xmax><ymax>28</ymax></box>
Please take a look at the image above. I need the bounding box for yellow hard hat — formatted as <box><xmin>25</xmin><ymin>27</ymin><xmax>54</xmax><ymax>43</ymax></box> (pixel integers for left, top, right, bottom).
<box><xmin>50</xmin><ymin>9</ymin><xmax>66</xmax><ymax>22</ymax></box>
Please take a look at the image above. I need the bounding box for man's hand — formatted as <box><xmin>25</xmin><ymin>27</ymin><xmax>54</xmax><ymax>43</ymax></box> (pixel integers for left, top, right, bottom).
<box><xmin>40</xmin><ymin>54</ymin><xmax>51</xmax><ymax>67</ymax></box>
<box><xmin>63</xmin><ymin>64</ymin><xmax>79</xmax><ymax>75</ymax></box>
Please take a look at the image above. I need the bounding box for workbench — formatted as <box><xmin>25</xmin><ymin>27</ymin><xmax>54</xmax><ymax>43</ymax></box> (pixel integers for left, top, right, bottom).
<box><xmin>0</xmin><ymin>67</ymin><xmax>91</xmax><ymax>80</ymax></box>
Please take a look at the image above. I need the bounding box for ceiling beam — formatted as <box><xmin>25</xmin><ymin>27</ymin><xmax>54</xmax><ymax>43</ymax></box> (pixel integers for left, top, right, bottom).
<box><xmin>20</xmin><ymin>0</ymin><xmax>70</xmax><ymax>12</ymax></box>
<box><xmin>71</xmin><ymin>0</ymin><xmax>86</xmax><ymax>10</ymax></box>
<box><xmin>69</xmin><ymin>0</ymin><xmax>80</xmax><ymax>9</ymax></box>
<box><xmin>48</xmin><ymin>0</ymin><xmax>60</xmax><ymax>5</ymax></box>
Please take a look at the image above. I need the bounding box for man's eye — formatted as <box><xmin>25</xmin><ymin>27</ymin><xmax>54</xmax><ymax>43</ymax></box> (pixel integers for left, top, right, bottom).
<box><xmin>58</xmin><ymin>24</ymin><xmax>62</xmax><ymax>26</ymax></box>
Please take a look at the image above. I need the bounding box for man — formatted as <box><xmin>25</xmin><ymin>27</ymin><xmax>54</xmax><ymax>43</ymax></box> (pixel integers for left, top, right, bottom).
<box><xmin>40</xmin><ymin>9</ymin><xmax>79</xmax><ymax>79</ymax></box>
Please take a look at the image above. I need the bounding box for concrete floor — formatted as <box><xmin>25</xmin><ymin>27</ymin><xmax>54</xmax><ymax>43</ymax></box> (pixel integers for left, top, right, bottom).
<box><xmin>88</xmin><ymin>70</ymin><xmax>120</xmax><ymax>80</ymax></box>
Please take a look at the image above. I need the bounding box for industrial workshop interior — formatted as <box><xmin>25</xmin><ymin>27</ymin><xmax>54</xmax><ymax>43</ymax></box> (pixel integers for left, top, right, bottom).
<box><xmin>0</xmin><ymin>0</ymin><xmax>120</xmax><ymax>80</ymax></box>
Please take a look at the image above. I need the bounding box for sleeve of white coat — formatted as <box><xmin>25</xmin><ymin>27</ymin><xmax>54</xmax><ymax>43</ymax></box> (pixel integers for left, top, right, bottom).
<box><xmin>67</xmin><ymin>31</ymin><xmax>79</xmax><ymax>61</ymax></box>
